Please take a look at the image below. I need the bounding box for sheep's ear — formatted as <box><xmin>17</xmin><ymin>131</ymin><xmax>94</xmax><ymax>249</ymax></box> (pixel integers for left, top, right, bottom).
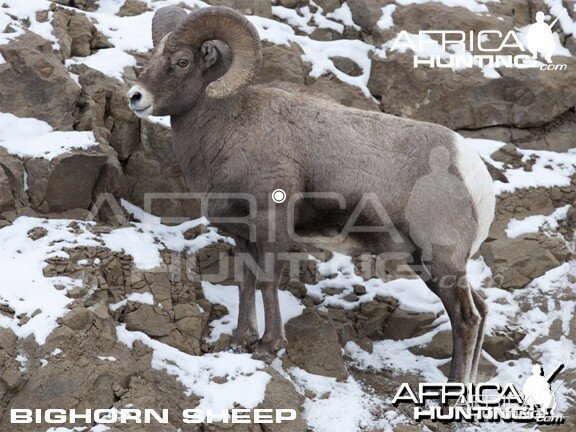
<box><xmin>201</xmin><ymin>41</ymin><xmax>219</xmax><ymax>69</ymax></box>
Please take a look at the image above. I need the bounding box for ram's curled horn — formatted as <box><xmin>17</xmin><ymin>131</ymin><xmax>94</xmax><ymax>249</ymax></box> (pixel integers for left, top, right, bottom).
<box><xmin>152</xmin><ymin>6</ymin><xmax>188</xmax><ymax>47</ymax></box>
<box><xmin>173</xmin><ymin>6</ymin><xmax>262</xmax><ymax>99</ymax></box>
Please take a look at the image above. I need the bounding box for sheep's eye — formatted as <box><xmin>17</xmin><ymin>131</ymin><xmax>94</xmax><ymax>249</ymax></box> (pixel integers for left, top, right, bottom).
<box><xmin>176</xmin><ymin>59</ymin><xmax>189</xmax><ymax>68</ymax></box>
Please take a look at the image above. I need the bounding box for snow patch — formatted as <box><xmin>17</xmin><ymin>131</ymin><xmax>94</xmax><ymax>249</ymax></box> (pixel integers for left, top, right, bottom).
<box><xmin>396</xmin><ymin>0</ymin><xmax>496</xmax><ymax>14</ymax></box>
<box><xmin>326</xmin><ymin>3</ymin><xmax>361</xmax><ymax>31</ymax></box>
<box><xmin>0</xmin><ymin>217</ymin><xmax>99</xmax><ymax>344</ymax></box>
<box><xmin>202</xmin><ymin>281</ymin><xmax>305</xmax><ymax>342</ymax></box>
<box><xmin>0</xmin><ymin>0</ymin><xmax>58</xmax><ymax>48</ymax></box>
<box><xmin>377</xmin><ymin>5</ymin><xmax>397</xmax><ymax>30</ymax></box>
<box><xmin>506</xmin><ymin>205</ymin><xmax>571</xmax><ymax>238</ymax></box>
<box><xmin>544</xmin><ymin>0</ymin><xmax>576</xmax><ymax>36</ymax></box>
<box><xmin>497</xmin><ymin>148</ymin><xmax>576</xmax><ymax>194</ymax></box>
<box><xmin>117</xmin><ymin>325</ymin><xmax>271</xmax><ymax>410</ymax></box>
<box><xmin>0</xmin><ymin>113</ymin><xmax>98</xmax><ymax>160</ymax></box>
<box><xmin>269</xmin><ymin>356</ymin><xmax>411</xmax><ymax>432</ymax></box>
<box><xmin>66</xmin><ymin>48</ymin><xmax>137</xmax><ymax>81</ymax></box>
<box><xmin>304</xmin><ymin>253</ymin><xmax>443</xmax><ymax>314</ymax></box>
<box><xmin>109</xmin><ymin>292</ymin><xmax>155</xmax><ymax>311</ymax></box>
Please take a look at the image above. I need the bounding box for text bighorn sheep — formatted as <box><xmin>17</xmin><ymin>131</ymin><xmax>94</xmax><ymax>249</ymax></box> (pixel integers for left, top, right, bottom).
<box><xmin>129</xmin><ymin>6</ymin><xmax>499</xmax><ymax>384</ymax></box>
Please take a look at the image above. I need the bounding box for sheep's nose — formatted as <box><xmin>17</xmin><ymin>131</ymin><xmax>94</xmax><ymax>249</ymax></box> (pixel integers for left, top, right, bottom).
<box><xmin>130</xmin><ymin>91</ymin><xmax>142</xmax><ymax>104</ymax></box>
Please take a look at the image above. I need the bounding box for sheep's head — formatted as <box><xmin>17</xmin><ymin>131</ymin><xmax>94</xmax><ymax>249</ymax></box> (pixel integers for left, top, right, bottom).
<box><xmin>128</xmin><ymin>6</ymin><xmax>262</xmax><ymax>118</ymax></box>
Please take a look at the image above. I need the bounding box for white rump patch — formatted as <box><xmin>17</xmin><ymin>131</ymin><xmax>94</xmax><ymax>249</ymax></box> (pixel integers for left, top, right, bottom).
<box><xmin>453</xmin><ymin>133</ymin><xmax>495</xmax><ymax>255</ymax></box>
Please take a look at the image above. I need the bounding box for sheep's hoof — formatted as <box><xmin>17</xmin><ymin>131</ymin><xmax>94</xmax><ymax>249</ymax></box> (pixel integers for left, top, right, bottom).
<box><xmin>230</xmin><ymin>329</ymin><xmax>259</xmax><ymax>353</ymax></box>
<box><xmin>252</xmin><ymin>338</ymin><xmax>286</xmax><ymax>363</ymax></box>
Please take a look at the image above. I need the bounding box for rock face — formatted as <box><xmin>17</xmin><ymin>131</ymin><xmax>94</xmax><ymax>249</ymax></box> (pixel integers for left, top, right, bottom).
<box><xmin>206</xmin><ymin>0</ymin><xmax>273</xmax><ymax>18</ymax></box>
<box><xmin>125</xmin><ymin>149</ymin><xmax>199</xmax><ymax>222</ymax></box>
<box><xmin>481</xmin><ymin>234</ymin><xmax>570</xmax><ymax>290</ymax></box>
<box><xmin>125</xmin><ymin>303</ymin><xmax>174</xmax><ymax>337</ymax></box>
<box><xmin>72</xmin><ymin>63</ymin><xmax>138</xmax><ymax>157</ymax></box>
<box><xmin>409</xmin><ymin>330</ymin><xmax>452</xmax><ymax>359</ymax></box>
<box><xmin>258</xmin><ymin>367</ymin><xmax>308</xmax><ymax>432</ymax></box>
<box><xmin>355</xmin><ymin>298</ymin><xmax>398</xmax><ymax>339</ymax></box>
<box><xmin>347</xmin><ymin>0</ymin><xmax>383</xmax><ymax>33</ymax></box>
<box><xmin>256</xmin><ymin>44</ymin><xmax>306</xmax><ymax>85</ymax></box>
<box><xmin>0</xmin><ymin>150</ymin><xmax>28</xmax><ymax>222</ymax></box>
<box><xmin>285</xmin><ymin>309</ymin><xmax>348</xmax><ymax>380</ymax></box>
<box><xmin>369</xmin><ymin>53</ymin><xmax>576</xmax><ymax>130</ymax></box>
<box><xmin>366</xmin><ymin>1</ymin><xmax>576</xmax><ymax>130</ymax></box>
<box><xmin>382</xmin><ymin>308</ymin><xmax>438</xmax><ymax>341</ymax></box>
<box><xmin>0</xmin><ymin>169</ymin><xmax>14</xmax><ymax>214</ymax></box>
<box><xmin>0</xmin><ymin>32</ymin><xmax>80</xmax><ymax>130</ymax></box>
<box><xmin>1</xmin><ymin>0</ymin><xmax>576</xmax><ymax>430</ymax></box>
<box><xmin>25</xmin><ymin>151</ymin><xmax>107</xmax><ymax>213</ymax></box>
<box><xmin>118</xmin><ymin>0</ymin><xmax>149</xmax><ymax>17</ymax></box>
<box><xmin>52</xmin><ymin>9</ymin><xmax>102</xmax><ymax>59</ymax></box>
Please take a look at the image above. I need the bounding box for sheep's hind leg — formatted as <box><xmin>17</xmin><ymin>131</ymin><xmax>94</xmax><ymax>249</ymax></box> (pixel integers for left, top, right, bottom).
<box><xmin>423</xmin><ymin>253</ymin><xmax>481</xmax><ymax>384</ymax></box>
<box><xmin>469</xmin><ymin>290</ymin><xmax>488</xmax><ymax>382</ymax></box>
<box><xmin>438</xmin><ymin>281</ymin><xmax>480</xmax><ymax>383</ymax></box>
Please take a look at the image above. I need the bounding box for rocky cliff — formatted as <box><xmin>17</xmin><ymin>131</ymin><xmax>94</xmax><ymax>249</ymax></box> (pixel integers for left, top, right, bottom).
<box><xmin>0</xmin><ymin>1</ymin><xmax>575</xmax><ymax>431</ymax></box>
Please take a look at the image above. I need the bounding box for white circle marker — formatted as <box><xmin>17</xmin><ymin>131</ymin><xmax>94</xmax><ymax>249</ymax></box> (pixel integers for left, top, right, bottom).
<box><xmin>272</xmin><ymin>189</ymin><xmax>286</xmax><ymax>204</ymax></box>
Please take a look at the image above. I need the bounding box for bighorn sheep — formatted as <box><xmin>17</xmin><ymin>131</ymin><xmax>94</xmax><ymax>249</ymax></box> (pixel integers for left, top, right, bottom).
<box><xmin>128</xmin><ymin>6</ymin><xmax>498</xmax><ymax>384</ymax></box>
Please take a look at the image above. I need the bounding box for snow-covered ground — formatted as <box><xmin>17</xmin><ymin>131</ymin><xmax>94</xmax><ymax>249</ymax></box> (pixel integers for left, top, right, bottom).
<box><xmin>1</xmin><ymin>196</ymin><xmax>574</xmax><ymax>431</ymax></box>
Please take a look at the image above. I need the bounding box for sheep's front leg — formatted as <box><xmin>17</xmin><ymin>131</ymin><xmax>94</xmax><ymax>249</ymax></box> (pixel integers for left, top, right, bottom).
<box><xmin>230</xmin><ymin>267</ymin><xmax>258</xmax><ymax>351</ymax></box>
<box><xmin>230</xmin><ymin>239</ymin><xmax>259</xmax><ymax>351</ymax></box>
<box><xmin>253</xmin><ymin>247</ymin><xmax>286</xmax><ymax>361</ymax></box>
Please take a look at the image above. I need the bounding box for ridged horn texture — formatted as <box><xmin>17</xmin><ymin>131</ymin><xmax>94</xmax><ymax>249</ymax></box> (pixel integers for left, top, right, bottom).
<box><xmin>172</xmin><ymin>6</ymin><xmax>262</xmax><ymax>99</ymax></box>
<box><xmin>152</xmin><ymin>6</ymin><xmax>188</xmax><ymax>47</ymax></box>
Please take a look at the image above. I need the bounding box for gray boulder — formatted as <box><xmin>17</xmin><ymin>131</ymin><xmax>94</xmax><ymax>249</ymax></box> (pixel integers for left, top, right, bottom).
<box><xmin>409</xmin><ymin>330</ymin><xmax>451</xmax><ymax>359</ymax></box>
<box><xmin>118</xmin><ymin>0</ymin><xmax>149</xmax><ymax>17</ymax></box>
<box><xmin>481</xmin><ymin>234</ymin><xmax>570</xmax><ymax>290</ymax></box>
<box><xmin>277</xmin><ymin>0</ymin><xmax>308</xmax><ymax>8</ymax></box>
<box><xmin>347</xmin><ymin>0</ymin><xmax>387</xmax><ymax>33</ymax></box>
<box><xmin>382</xmin><ymin>308</ymin><xmax>438</xmax><ymax>340</ymax></box>
<box><xmin>315</xmin><ymin>0</ymin><xmax>342</xmax><ymax>13</ymax></box>
<box><xmin>52</xmin><ymin>0</ymin><xmax>99</xmax><ymax>11</ymax></box>
<box><xmin>355</xmin><ymin>298</ymin><xmax>397</xmax><ymax>339</ymax></box>
<box><xmin>206</xmin><ymin>0</ymin><xmax>273</xmax><ymax>18</ymax></box>
<box><xmin>368</xmin><ymin>2</ymin><xmax>576</xmax><ymax>129</ymax></box>
<box><xmin>125</xmin><ymin>304</ymin><xmax>174</xmax><ymax>338</ymax></box>
<box><xmin>125</xmin><ymin>150</ymin><xmax>200</xmax><ymax>222</ymax></box>
<box><xmin>52</xmin><ymin>9</ymin><xmax>98</xmax><ymax>59</ymax></box>
<box><xmin>285</xmin><ymin>309</ymin><xmax>348</xmax><ymax>379</ymax></box>
<box><xmin>0</xmin><ymin>32</ymin><xmax>80</xmax><ymax>130</ymax></box>
<box><xmin>0</xmin><ymin>169</ymin><xmax>14</xmax><ymax>215</ymax></box>
<box><xmin>256</xmin><ymin>43</ymin><xmax>306</xmax><ymax>85</ymax></box>
<box><xmin>258</xmin><ymin>367</ymin><xmax>307</xmax><ymax>432</ymax></box>
<box><xmin>369</xmin><ymin>52</ymin><xmax>576</xmax><ymax>130</ymax></box>
<box><xmin>25</xmin><ymin>151</ymin><xmax>107</xmax><ymax>214</ymax></box>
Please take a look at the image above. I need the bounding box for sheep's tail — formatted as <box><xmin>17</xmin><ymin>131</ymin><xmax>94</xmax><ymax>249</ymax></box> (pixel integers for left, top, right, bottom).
<box><xmin>482</xmin><ymin>159</ymin><xmax>509</xmax><ymax>183</ymax></box>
